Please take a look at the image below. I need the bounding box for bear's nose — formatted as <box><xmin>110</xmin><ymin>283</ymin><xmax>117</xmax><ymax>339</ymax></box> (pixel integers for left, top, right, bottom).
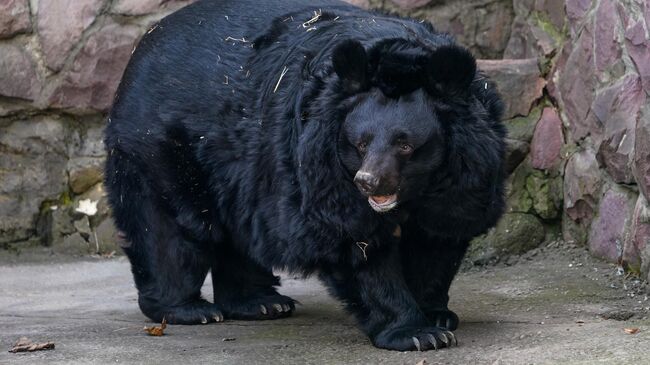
<box><xmin>354</xmin><ymin>171</ymin><xmax>379</xmax><ymax>195</ymax></box>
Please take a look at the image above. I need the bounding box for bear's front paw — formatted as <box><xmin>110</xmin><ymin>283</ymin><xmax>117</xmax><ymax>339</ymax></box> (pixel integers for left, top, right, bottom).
<box><xmin>424</xmin><ymin>308</ymin><xmax>459</xmax><ymax>331</ymax></box>
<box><xmin>372</xmin><ymin>326</ymin><xmax>457</xmax><ymax>351</ymax></box>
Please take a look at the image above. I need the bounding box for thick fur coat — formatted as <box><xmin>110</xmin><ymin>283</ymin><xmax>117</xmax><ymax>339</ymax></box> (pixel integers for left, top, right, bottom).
<box><xmin>105</xmin><ymin>0</ymin><xmax>506</xmax><ymax>351</ymax></box>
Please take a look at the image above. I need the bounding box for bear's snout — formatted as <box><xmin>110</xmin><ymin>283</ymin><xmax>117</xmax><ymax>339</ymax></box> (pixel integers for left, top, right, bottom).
<box><xmin>354</xmin><ymin>171</ymin><xmax>380</xmax><ymax>195</ymax></box>
<box><xmin>354</xmin><ymin>170</ymin><xmax>399</xmax><ymax>212</ymax></box>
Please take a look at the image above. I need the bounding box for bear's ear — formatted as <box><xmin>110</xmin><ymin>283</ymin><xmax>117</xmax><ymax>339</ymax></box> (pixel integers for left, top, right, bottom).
<box><xmin>426</xmin><ymin>45</ymin><xmax>476</xmax><ymax>95</ymax></box>
<box><xmin>332</xmin><ymin>39</ymin><xmax>369</xmax><ymax>93</ymax></box>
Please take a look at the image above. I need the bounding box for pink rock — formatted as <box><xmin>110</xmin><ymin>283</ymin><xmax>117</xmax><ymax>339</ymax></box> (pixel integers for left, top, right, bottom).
<box><xmin>529</xmin><ymin>23</ymin><xmax>559</xmax><ymax>56</ymax></box>
<box><xmin>625</xmin><ymin>19</ymin><xmax>646</xmax><ymax>46</ymax></box>
<box><xmin>597</xmin><ymin>132</ymin><xmax>636</xmax><ymax>184</ymax></box>
<box><xmin>37</xmin><ymin>0</ymin><xmax>104</xmax><ymax>71</ymax></box>
<box><xmin>565</xmin><ymin>0</ymin><xmax>592</xmax><ymax>35</ymax></box>
<box><xmin>342</xmin><ymin>0</ymin><xmax>369</xmax><ymax>8</ymax></box>
<box><xmin>591</xmin><ymin>75</ymin><xmax>644</xmax><ymax>124</ymax></box>
<box><xmin>0</xmin><ymin>0</ymin><xmax>31</xmax><ymax>38</ymax></box>
<box><xmin>503</xmin><ymin>0</ymin><xmax>566</xmax><ymax>59</ymax></box>
<box><xmin>0</xmin><ymin>44</ymin><xmax>40</xmax><ymax>100</ymax></box>
<box><xmin>505</xmin><ymin>11</ymin><xmax>562</xmax><ymax>59</ymax></box>
<box><xmin>530</xmin><ymin>107</ymin><xmax>564</xmax><ymax>170</ymax></box>
<box><xmin>633</xmin><ymin>104</ymin><xmax>650</xmax><ymax>202</ymax></box>
<box><xmin>389</xmin><ymin>0</ymin><xmax>432</xmax><ymax>10</ymax></box>
<box><xmin>49</xmin><ymin>21</ymin><xmax>141</xmax><ymax>112</ymax></box>
<box><xmin>473</xmin><ymin>4</ymin><xmax>513</xmax><ymax>57</ymax></box>
<box><xmin>514</xmin><ymin>0</ymin><xmax>536</xmax><ymax>13</ymax></box>
<box><xmin>564</xmin><ymin>148</ymin><xmax>602</xmax><ymax>223</ymax></box>
<box><xmin>111</xmin><ymin>0</ymin><xmax>194</xmax><ymax>15</ymax></box>
<box><xmin>614</xmin><ymin>4</ymin><xmax>628</xmax><ymax>32</ymax></box>
<box><xmin>534</xmin><ymin>0</ymin><xmax>566</xmax><ymax>30</ymax></box>
<box><xmin>588</xmin><ymin>187</ymin><xmax>637</xmax><ymax>263</ymax></box>
<box><xmin>624</xmin><ymin>195</ymin><xmax>650</xmax><ymax>270</ymax></box>
<box><xmin>625</xmin><ymin>20</ymin><xmax>650</xmax><ymax>95</ymax></box>
<box><xmin>477</xmin><ymin>59</ymin><xmax>545</xmax><ymax>119</ymax></box>
<box><xmin>595</xmin><ymin>74</ymin><xmax>645</xmax><ymax>184</ymax></box>
<box><xmin>112</xmin><ymin>0</ymin><xmax>165</xmax><ymax>15</ymax></box>
<box><xmin>503</xmin><ymin>20</ymin><xmax>537</xmax><ymax>59</ymax></box>
<box><xmin>594</xmin><ymin>0</ymin><xmax>621</xmax><ymax>72</ymax></box>
<box><xmin>558</xmin><ymin>25</ymin><xmax>596</xmax><ymax>141</ymax></box>
<box><xmin>411</xmin><ymin>1</ymin><xmax>513</xmax><ymax>59</ymax></box>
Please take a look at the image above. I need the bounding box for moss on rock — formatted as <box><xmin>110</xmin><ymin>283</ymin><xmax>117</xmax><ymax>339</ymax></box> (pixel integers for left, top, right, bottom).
<box><xmin>507</xmin><ymin>162</ymin><xmax>563</xmax><ymax>220</ymax></box>
<box><xmin>468</xmin><ymin>212</ymin><xmax>546</xmax><ymax>264</ymax></box>
<box><xmin>504</xmin><ymin>106</ymin><xmax>542</xmax><ymax>142</ymax></box>
<box><xmin>525</xmin><ymin>172</ymin><xmax>563</xmax><ymax>220</ymax></box>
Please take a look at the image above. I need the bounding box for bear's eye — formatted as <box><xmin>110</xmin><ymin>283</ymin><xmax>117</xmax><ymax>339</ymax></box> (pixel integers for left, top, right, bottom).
<box><xmin>357</xmin><ymin>141</ymin><xmax>368</xmax><ymax>153</ymax></box>
<box><xmin>399</xmin><ymin>143</ymin><xmax>413</xmax><ymax>154</ymax></box>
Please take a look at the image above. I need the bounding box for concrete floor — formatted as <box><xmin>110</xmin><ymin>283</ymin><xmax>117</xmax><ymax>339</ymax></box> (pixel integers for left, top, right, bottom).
<box><xmin>0</xmin><ymin>246</ymin><xmax>648</xmax><ymax>365</ymax></box>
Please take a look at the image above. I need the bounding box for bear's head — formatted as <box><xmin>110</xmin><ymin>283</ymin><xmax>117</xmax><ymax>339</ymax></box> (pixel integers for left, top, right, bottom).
<box><xmin>332</xmin><ymin>38</ymin><xmax>501</xmax><ymax>214</ymax></box>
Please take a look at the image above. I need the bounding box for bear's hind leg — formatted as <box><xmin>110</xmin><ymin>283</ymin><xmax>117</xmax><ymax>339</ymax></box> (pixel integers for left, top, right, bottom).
<box><xmin>212</xmin><ymin>245</ymin><xmax>295</xmax><ymax>320</ymax></box>
<box><xmin>133</xmin><ymin>226</ymin><xmax>223</xmax><ymax>325</ymax></box>
<box><xmin>106</xmin><ymin>150</ymin><xmax>222</xmax><ymax>325</ymax></box>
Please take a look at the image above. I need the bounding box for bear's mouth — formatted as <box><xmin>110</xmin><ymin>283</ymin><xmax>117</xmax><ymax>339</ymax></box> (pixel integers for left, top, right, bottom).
<box><xmin>368</xmin><ymin>194</ymin><xmax>398</xmax><ymax>213</ymax></box>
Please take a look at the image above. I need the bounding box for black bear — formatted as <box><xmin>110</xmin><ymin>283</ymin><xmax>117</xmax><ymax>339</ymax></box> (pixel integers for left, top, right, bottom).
<box><xmin>104</xmin><ymin>0</ymin><xmax>506</xmax><ymax>351</ymax></box>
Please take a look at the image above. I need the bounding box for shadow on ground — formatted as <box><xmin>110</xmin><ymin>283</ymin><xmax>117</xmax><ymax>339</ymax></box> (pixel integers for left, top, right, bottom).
<box><xmin>0</xmin><ymin>245</ymin><xmax>648</xmax><ymax>364</ymax></box>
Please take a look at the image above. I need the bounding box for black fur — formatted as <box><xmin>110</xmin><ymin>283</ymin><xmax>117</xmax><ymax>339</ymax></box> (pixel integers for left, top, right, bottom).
<box><xmin>104</xmin><ymin>0</ymin><xmax>506</xmax><ymax>351</ymax></box>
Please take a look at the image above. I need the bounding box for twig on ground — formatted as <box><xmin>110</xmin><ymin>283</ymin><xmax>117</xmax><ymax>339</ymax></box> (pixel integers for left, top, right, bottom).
<box><xmin>9</xmin><ymin>338</ymin><xmax>55</xmax><ymax>353</ymax></box>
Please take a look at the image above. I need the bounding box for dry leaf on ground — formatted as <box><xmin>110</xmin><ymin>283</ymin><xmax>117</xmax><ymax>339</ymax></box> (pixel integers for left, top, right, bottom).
<box><xmin>9</xmin><ymin>337</ymin><xmax>55</xmax><ymax>353</ymax></box>
<box><xmin>624</xmin><ymin>327</ymin><xmax>640</xmax><ymax>334</ymax></box>
<box><xmin>144</xmin><ymin>318</ymin><xmax>167</xmax><ymax>336</ymax></box>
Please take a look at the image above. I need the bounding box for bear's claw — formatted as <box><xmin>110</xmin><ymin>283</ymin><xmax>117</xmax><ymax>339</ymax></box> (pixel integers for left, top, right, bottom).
<box><xmin>374</xmin><ymin>326</ymin><xmax>458</xmax><ymax>351</ymax></box>
<box><xmin>219</xmin><ymin>294</ymin><xmax>296</xmax><ymax>320</ymax></box>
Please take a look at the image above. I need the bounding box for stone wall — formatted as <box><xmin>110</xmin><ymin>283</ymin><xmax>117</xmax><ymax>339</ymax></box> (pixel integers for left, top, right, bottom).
<box><xmin>1</xmin><ymin>0</ymin><xmax>649</xmax><ymax>283</ymax></box>
<box><xmin>556</xmin><ymin>0</ymin><xmax>649</xmax><ymax>276</ymax></box>
<box><xmin>0</xmin><ymin>0</ymin><xmax>192</xmax><ymax>254</ymax></box>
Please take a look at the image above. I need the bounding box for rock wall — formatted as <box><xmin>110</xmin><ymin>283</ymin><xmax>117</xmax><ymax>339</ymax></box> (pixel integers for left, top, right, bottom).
<box><xmin>0</xmin><ymin>0</ymin><xmax>649</xmax><ymax>283</ymax></box>
<box><xmin>0</xmin><ymin>0</ymin><xmax>193</xmax><ymax>254</ymax></box>
<box><xmin>365</xmin><ymin>0</ymin><xmax>515</xmax><ymax>59</ymax></box>
<box><xmin>555</xmin><ymin>0</ymin><xmax>650</xmax><ymax>276</ymax></box>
